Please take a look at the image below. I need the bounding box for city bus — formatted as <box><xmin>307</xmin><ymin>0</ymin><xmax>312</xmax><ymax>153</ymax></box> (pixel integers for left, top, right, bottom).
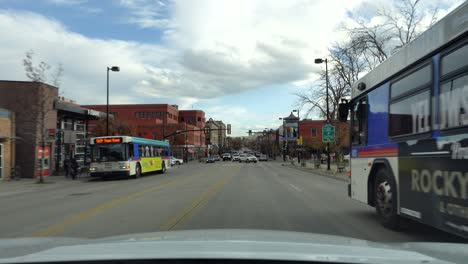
<box><xmin>338</xmin><ymin>2</ymin><xmax>468</xmax><ymax>237</ymax></box>
<box><xmin>89</xmin><ymin>136</ymin><xmax>171</xmax><ymax>178</ymax></box>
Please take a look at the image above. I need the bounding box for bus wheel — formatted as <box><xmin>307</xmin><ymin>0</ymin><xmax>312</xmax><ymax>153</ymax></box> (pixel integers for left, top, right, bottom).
<box><xmin>374</xmin><ymin>169</ymin><xmax>399</xmax><ymax>229</ymax></box>
<box><xmin>135</xmin><ymin>164</ymin><xmax>141</xmax><ymax>179</ymax></box>
<box><xmin>161</xmin><ymin>162</ymin><xmax>166</xmax><ymax>174</ymax></box>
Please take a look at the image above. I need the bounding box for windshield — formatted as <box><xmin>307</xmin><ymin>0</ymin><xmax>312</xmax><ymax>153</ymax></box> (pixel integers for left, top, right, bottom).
<box><xmin>92</xmin><ymin>144</ymin><xmax>127</xmax><ymax>162</ymax></box>
<box><xmin>0</xmin><ymin>0</ymin><xmax>467</xmax><ymax>259</ymax></box>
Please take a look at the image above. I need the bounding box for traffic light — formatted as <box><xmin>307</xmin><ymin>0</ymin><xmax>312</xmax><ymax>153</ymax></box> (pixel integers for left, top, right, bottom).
<box><xmin>227</xmin><ymin>124</ymin><xmax>231</xmax><ymax>135</ymax></box>
<box><xmin>248</xmin><ymin>130</ymin><xmax>252</xmax><ymax>136</ymax></box>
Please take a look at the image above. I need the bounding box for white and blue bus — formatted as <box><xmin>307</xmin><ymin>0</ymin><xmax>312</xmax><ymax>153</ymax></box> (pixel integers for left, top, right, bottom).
<box><xmin>89</xmin><ymin>136</ymin><xmax>171</xmax><ymax>178</ymax></box>
<box><xmin>338</xmin><ymin>2</ymin><xmax>468</xmax><ymax>237</ymax></box>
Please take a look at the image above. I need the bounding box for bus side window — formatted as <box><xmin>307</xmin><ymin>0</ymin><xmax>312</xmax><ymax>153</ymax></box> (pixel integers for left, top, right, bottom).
<box><xmin>145</xmin><ymin>145</ymin><xmax>150</xmax><ymax>157</ymax></box>
<box><xmin>128</xmin><ymin>143</ymin><xmax>134</xmax><ymax>158</ymax></box>
<box><xmin>352</xmin><ymin>98</ymin><xmax>368</xmax><ymax>145</ymax></box>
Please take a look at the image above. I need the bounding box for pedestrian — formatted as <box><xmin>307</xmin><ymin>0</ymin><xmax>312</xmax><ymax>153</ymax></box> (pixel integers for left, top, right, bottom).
<box><xmin>64</xmin><ymin>158</ymin><xmax>71</xmax><ymax>178</ymax></box>
<box><xmin>70</xmin><ymin>157</ymin><xmax>79</xmax><ymax>180</ymax></box>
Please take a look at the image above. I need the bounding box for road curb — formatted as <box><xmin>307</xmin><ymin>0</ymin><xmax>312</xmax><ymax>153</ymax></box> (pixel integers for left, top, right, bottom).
<box><xmin>282</xmin><ymin>164</ymin><xmax>348</xmax><ymax>182</ymax></box>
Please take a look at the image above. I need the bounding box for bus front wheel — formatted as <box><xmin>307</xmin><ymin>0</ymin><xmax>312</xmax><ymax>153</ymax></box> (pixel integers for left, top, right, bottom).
<box><xmin>374</xmin><ymin>168</ymin><xmax>400</xmax><ymax>230</ymax></box>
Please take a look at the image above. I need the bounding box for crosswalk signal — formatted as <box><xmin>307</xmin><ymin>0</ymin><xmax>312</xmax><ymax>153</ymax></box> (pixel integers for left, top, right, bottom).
<box><xmin>227</xmin><ymin>124</ymin><xmax>231</xmax><ymax>135</ymax></box>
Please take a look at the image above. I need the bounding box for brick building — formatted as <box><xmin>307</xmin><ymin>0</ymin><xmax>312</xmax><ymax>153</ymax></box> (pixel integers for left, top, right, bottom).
<box><xmin>278</xmin><ymin>118</ymin><xmax>350</xmax><ymax>159</ymax></box>
<box><xmin>0</xmin><ymin>81</ymin><xmax>58</xmax><ymax>178</ymax></box>
<box><xmin>205</xmin><ymin>118</ymin><xmax>227</xmax><ymax>154</ymax></box>
<box><xmin>82</xmin><ymin>104</ymin><xmax>207</xmax><ymax>160</ymax></box>
<box><xmin>0</xmin><ymin>108</ymin><xmax>16</xmax><ymax>180</ymax></box>
<box><xmin>0</xmin><ymin>81</ymin><xmax>106</xmax><ymax>178</ymax></box>
<box><xmin>298</xmin><ymin>120</ymin><xmax>350</xmax><ymax>153</ymax></box>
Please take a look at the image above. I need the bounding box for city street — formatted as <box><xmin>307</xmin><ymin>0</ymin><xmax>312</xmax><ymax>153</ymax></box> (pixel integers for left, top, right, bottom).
<box><xmin>0</xmin><ymin>161</ymin><xmax>465</xmax><ymax>243</ymax></box>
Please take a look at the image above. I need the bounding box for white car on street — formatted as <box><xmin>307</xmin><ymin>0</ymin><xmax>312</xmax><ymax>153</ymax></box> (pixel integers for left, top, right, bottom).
<box><xmin>232</xmin><ymin>155</ymin><xmax>240</xmax><ymax>161</ymax></box>
<box><xmin>247</xmin><ymin>155</ymin><xmax>258</xmax><ymax>163</ymax></box>
<box><xmin>239</xmin><ymin>154</ymin><xmax>249</xmax><ymax>163</ymax></box>
<box><xmin>170</xmin><ymin>156</ymin><xmax>183</xmax><ymax>165</ymax></box>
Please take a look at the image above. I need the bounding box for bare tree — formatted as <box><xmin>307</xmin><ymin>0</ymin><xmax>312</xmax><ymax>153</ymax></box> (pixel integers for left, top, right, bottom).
<box><xmin>346</xmin><ymin>0</ymin><xmax>439</xmax><ymax>69</ymax></box>
<box><xmin>296</xmin><ymin>40</ymin><xmax>360</xmax><ymax>120</ymax></box>
<box><xmin>297</xmin><ymin>0</ymin><xmax>441</xmax><ymax>120</ymax></box>
<box><xmin>22</xmin><ymin>50</ymin><xmax>64</xmax><ymax>183</ymax></box>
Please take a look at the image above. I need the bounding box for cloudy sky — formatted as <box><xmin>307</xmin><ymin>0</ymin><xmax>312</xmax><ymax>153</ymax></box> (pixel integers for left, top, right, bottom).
<box><xmin>0</xmin><ymin>0</ymin><xmax>462</xmax><ymax>136</ymax></box>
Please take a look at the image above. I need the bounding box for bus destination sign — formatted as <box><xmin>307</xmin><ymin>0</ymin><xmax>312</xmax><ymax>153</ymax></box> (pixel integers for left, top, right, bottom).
<box><xmin>94</xmin><ymin>137</ymin><xmax>123</xmax><ymax>144</ymax></box>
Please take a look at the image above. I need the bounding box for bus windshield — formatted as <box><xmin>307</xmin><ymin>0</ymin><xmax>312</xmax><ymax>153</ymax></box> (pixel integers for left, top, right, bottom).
<box><xmin>92</xmin><ymin>144</ymin><xmax>127</xmax><ymax>162</ymax></box>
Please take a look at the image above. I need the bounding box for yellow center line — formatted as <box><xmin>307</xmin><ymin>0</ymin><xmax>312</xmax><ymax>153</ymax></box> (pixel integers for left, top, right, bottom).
<box><xmin>160</xmin><ymin>174</ymin><xmax>233</xmax><ymax>231</ymax></box>
<box><xmin>32</xmin><ymin>177</ymin><xmax>191</xmax><ymax>237</ymax></box>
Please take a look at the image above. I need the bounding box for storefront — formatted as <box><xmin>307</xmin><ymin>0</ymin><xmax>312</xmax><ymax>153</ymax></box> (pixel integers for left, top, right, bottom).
<box><xmin>54</xmin><ymin>100</ymin><xmax>104</xmax><ymax>173</ymax></box>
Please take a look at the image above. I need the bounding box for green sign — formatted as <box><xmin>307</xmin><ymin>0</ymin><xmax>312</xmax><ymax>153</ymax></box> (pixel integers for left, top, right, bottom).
<box><xmin>322</xmin><ymin>124</ymin><xmax>335</xmax><ymax>143</ymax></box>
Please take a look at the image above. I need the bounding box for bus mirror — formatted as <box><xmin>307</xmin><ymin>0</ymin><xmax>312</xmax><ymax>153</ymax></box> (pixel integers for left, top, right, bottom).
<box><xmin>338</xmin><ymin>100</ymin><xmax>349</xmax><ymax>122</ymax></box>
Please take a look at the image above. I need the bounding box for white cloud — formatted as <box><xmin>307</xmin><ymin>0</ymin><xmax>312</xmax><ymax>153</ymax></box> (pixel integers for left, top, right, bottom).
<box><xmin>0</xmin><ymin>0</ymin><xmax>463</xmax><ymax>136</ymax></box>
<box><xmin>119</xmin><ymin>0</ymin><xmax>170</xmax><ymax>29</ymax></box>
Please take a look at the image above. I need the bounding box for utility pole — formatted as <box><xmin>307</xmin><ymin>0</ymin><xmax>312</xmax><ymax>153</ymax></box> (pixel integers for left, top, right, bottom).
<box><xmin>325</xmin><ymin>58</ymin><xmax>330</xmax><ymax>171</ymax></box>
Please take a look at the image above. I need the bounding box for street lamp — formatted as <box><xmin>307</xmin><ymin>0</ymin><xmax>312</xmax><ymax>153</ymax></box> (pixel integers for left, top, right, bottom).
<box><xmin>292</xmin><ymin>109</ymin><xmax>301</xmax><ymax>163</ymax></box>
<box><xmin>279</xmin><ymin>117</ymin><xmax>286</xmax><ymax>161</ymax></box>
<box><xmin>315</xmin><ymin>58</ymin><xmax>330</xmax><ymax>170</ymax></box>
<box><xmin>106</xmin><ymin>66</ymin><xmax>120</xmax><ymax>136</ymax></box>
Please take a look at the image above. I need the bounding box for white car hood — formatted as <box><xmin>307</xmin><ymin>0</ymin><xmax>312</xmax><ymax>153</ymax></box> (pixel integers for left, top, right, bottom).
<box><xmin>0</xmin><ymin>229</ymin><xmax>465</xmax><ymax>264</ymax></box>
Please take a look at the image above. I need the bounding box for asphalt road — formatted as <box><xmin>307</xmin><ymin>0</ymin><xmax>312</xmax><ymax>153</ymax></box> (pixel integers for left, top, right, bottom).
<box><xmin>0</xmin><ymin>161</ymin><xmax>465</xmax><ymax>243</ymax></box>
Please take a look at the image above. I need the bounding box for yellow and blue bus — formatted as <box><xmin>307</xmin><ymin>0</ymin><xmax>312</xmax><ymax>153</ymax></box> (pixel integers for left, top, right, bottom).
<box><xmin>89</xmin><ymin>136</ymin><xmax>171</xmax><ymax>178</ymax></box>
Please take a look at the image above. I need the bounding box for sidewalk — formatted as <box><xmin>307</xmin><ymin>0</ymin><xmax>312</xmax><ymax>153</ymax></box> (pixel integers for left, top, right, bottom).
<box><xmin>281</xmin><ymin>160</ymin><xmax>349</xmax><ymax>182</ymax></box>
<box><xmin>0</xmin><ymin>175</ymin><xmax>89</xmax><ymax>197</ymax></box>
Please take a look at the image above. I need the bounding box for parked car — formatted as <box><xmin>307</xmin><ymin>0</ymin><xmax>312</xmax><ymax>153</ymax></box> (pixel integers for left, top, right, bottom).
<box><xmin>247</xmin><ymin>155</ymin><xmax>258</xmax><ymax>163</ymax></box>
<box><xmin>222</xmin><ymin>153</ymin><xmax>232</xmax><ymax>161</ymax></box>
<box><xmin>170</xmin><ymin>156</ymin><xmax>184</xmax><ymax>165</ymax></box>
<box><xmin>259</xmin><ymin>154</ymin><xmax>268</xmax><ymax>161</ymax></box>
<box><xmin>232</xmin><ymin>155</ymin><xmax>240</xmax><ymax>162</ymax></box>
<box><xmin>213</xmin><ymin>155</ymin><xmax>221</xmax><ymax>161</ymax></box>
<box><xmin>206</xmin><ymin>156</ymin><xmax>216</xmax><ymax>163</ymax></box>
<box><xmin>239</xmin><ymin>154</ymin><xmax>249</xmax><ymax>163</ymax></box>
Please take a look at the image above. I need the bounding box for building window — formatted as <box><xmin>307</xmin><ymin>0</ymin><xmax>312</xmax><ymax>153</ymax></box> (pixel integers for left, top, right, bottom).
<box><xmin>63</xmin><ymin>119</ymin><xmax>73</xmax><ymax>130</ymax></box>
<box><xmin>197</xmin><ymin>117</ymin><xmax>201</xmax><ymax>122</ymax></box>
<box><xmin>75</xmin><ymin>120</ymin><xmax>85</xmax><ymax>131</ymax></box>
<box><xmin>181</xmin><ymin>117</ymin><xmax>185</xmax><ymax>121</ymax></box>
<box><xmin>311</xmin><ymin>128</ymin><xmax>317</xmax><ymax>137</ymax></box>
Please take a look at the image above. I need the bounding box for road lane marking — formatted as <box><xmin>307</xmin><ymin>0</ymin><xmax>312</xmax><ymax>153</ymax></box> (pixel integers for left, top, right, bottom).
<box><xmin>31</xmin><ymin>178</ymin><xmax>190</xmax><ymax>237</ymax></box>
<box><xmin>289</xmin><ymin>183</ymin><xmax>303</xmax><ymax>192</ymax></box>
<box><xmin>160</xmin><ymin>175</ymin><xmax>233</xmax><ymax>231</ymax></box>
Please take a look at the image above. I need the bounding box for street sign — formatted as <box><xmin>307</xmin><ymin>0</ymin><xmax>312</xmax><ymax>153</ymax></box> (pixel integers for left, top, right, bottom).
<box><xmin>322</xmin><ymin>124</ymin><xmax>335</xmax><ymax>143</ymax></box>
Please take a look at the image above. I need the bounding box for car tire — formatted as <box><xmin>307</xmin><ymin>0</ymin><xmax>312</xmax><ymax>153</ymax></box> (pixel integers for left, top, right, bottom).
<box><xmin>374</xmin><ymin>168</ymin><xmax>400</xmax><ymax>230</ymax></box>
<box><xmin>176</xmin><ymin>161</ymin><xmax>180</xmax><ymax>165</ymax></box>
<box><xmin>161</xmin><ymin>162</ymin><xmax>166</xmax><ymax>174</ymax></box>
